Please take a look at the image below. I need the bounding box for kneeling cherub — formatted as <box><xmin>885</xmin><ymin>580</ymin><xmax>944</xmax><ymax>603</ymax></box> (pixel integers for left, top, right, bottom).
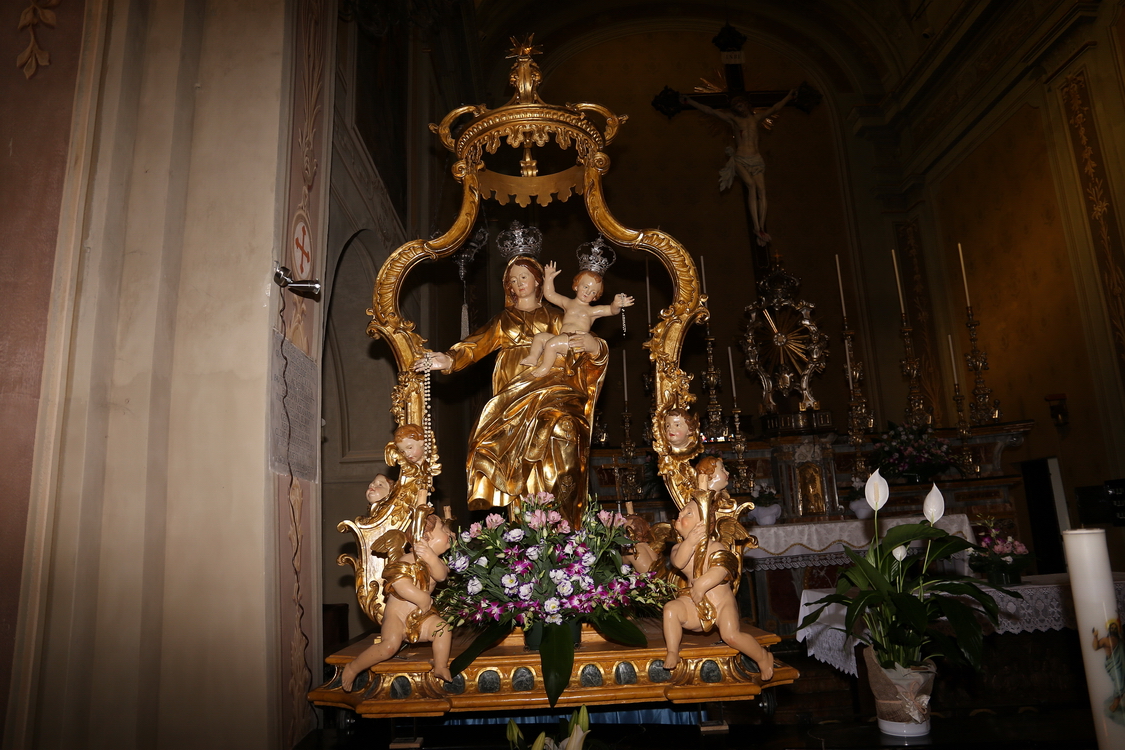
<box><xmin>340</xmin><ymin>514</ymin><xmax>454</xmax><ymax>690</ymax></box>
<box><xmin>662</xmin><ymin>457</ymin><xmax>774</xmax><ymax>680</ymax></box>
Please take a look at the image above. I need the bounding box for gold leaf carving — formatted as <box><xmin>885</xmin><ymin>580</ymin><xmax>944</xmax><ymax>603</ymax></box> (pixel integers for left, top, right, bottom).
<box><xmin>16</xmin><ymin>0</ymin><xmax>57</xmax><ymax>79</ymax></box>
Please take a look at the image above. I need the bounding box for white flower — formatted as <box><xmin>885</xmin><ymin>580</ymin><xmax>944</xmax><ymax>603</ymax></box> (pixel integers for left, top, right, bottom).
<box><xmin>544</xmin><ymin>597</ymin><xmax>561</xmax><ymax>614</ymax></box>
<box><xmin>501</xmin><ymin>573</ymin><xmax>518</xmax><ymax>589</ymax></box>
<box><xmin>557</xmin><ymin>579</ymin><xmax>574</xmax><ymax>596</ymax></box>
<box><xmin>467</xmin><ymin>578</ymin><xmax>483</xmax><ymax>595</ymax></box>
<box><xmin>1002</xmin><ymin>555</ymin><xmax>1013</xmax><ymax>563</ymax></box>
<box><xmin>503</xmin><ymin>528</ymin><xmax>525</xmax><ymax>543</ymax></box>
<box><xmin>892</xmin><ymin>545</ymin><xmax>908</xmax><ymax>562</ymax></box>
<box><xmin>460</xmin><ymin>531</ymin><xmax>472</xmax><ymax>543</ymax></box>
<box><xmin>578</xmin><ymin>575</ymin><xmax>593</xmax><ymax>590</ymax></box>
<box><xmin>549</xmin><ymin>569</ymin><xmax>567</xmax><ymax>584</ymax></box>
<box><xmin>476</xmin><ymin>556</ymin><xmax>489</xmax><ymax>568</ymax></box>
<box><xmin>545</xmin><ymin>614</ymin><xmax>563</xmax><ymax>625</ymax></box>
<box><xmin>518</xmin><ymin>583</ymin><xmax>534</xmax><ymax>600</ymax></box>
<box><xmin>582</xmin><ymin>552</ymin><xmax>596</xmax><ymax>567</ymax></box>
<box><xmin>450</xmin><ymin>554</ymin><xmax>469</xmax><ymax>573</ymax></box>
<box><xmin>621</xmin><ymin>564</ymin><xmax>632</xmax><ymax>574</ymax></box>
<box><xmin>865</xmin><ymin>469</ymin><xmax>890</xmax><ymax>511</ymax></box>
<box><xmin>923</xmin><ymin>484</ymin><xmax>945</xmax><ymax>525</ymax></box>
<box><xmin>526</xmin><ymin>546</ymin><xmax>541</xmax><ymax>561</ymax></box>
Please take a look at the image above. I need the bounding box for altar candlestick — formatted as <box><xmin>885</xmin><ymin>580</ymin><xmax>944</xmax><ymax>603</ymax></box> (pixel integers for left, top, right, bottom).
<box><xmin>645</xmin><ymin>259</ymin><xmax>652</xmax><ymax>326</ymax></box>
<box><xmin>835</xmin><ymin>254</ymin><xmax>848</xmax><ymax>318</ymax></box>
<box><xmin>957</xmin><ymin>243</ymin><xmax>972</xmax><ymax>308</ymax></box>
<box><xmin>700</xmin><ymin>256</ymin><xmax>708</xmax><ymax>296</ymax></box>
<box><xmin>727</xmin><ymin>347</ymin><xmax>738</xmax><ymax>402</ymax></box>
<box><xmin>625</xmin><ymin>501</ymin><xmax>634</xmax><ymax>516</ymax></box>
<box><xmin>947</xmin><ymin>334</ymin><xmax>959</xmax><ymax>385</ymax></box>
<box><xmin>890</xmin><ymin>248</ymin><xmax>906</xmax><ymax>316</ymax></box>
<box><xmin>622</xmin><ymin>351</ymin><xmax>628</xmax><ymax>402</ymax></box>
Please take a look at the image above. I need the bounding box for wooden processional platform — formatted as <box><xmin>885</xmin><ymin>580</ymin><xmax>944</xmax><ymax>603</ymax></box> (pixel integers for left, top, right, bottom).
<box><xmin>308</xmin><ymin>618</ymin><xmax>798</xmax><ymax>718</ymax></box>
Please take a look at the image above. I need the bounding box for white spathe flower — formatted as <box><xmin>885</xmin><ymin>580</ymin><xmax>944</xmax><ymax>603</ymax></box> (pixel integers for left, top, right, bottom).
<box><xmin>923</xmin><ymin>484</ymin><xmax>945</xmax><ymax>525</ymax></box>
<box><xmin>865</xmin><ymin>469</ymin><xmax>890</xmax><ymax>511</ymax></box>
<box><xmin>892</xmin><ymin>545</ymin><xmax>908</xmax><ymax>562</ymax></box>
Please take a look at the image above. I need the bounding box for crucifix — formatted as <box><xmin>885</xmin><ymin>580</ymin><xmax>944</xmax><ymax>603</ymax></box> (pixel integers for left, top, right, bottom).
<box><xmin>652</xmin><ymin>23</ymin><xmax>820</xmax><ymax>277</ymax></box>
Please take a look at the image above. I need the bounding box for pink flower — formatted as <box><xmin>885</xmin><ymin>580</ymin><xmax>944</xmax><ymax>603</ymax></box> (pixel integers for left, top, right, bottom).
<box><xmin>485</xmin><ymin>513</ymin><xmax>505</xmax><ymax>529</ymax></box>
<box><xmin>525</xmin><ymin>509</ymin><xmax>548</xmax><ymax>530</ymax></box>
<box><xmin>597</xmin><ymin>509</ymin><xmax>614</xmax><ymax>526</ymax></box>
<box><xmin>1014</xmin><ymin>541</ymin><xmax>1028</xmax><ymax>555</ymax></box>
<box><xmin>546</xmin><ymin>510</ymin><xmax>562</xmax><ymax>524</ymax></box>
<box><xmin>557</xmin><ymin>520</ymin><xmax>571</xmax><ymax>534</ymax></box>
<box><xmin>469</xmin><ymin>522</ymin><xmax>483</xmax><ymax>538</ymax></box>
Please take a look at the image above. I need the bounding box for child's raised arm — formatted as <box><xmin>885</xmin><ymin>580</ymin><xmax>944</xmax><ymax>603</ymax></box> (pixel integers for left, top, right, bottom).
<box><xmin>540</xmin><ymin>261</ymin><xmax>569</xmax><ymax>307</ymax></box>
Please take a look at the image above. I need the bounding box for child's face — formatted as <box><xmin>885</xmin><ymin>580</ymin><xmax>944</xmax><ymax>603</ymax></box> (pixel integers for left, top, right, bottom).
<box><xmin>664</xmin><ymin>415</ymin><xmax>691</xmax><ymax>448</ymax></box>
<box><xmin>425</xmin><ymin>522</ymin><xmax>453</xmax><ymax>555</ymax></box>
<box><xmin>366</xmin><ymin>475</ymin><xmax>391</xmax><ymax>503</ymax></box>
<box><xmin>706</xmin><ymin>461</ymin><xmax>729</xmax><ymax>490</ymax></box>
<box><xmin>397</xmin><ymin>436</ymin><xmax>424</xmax><ymax>463</ymax></box>
<box><xmin>573</xmin><ymin>274</ymin><xmax>603</xmax><ymax>304</ymax></box>
<box><xmin>675</xmin><ymin>501</ymin><xmax>701</xmax><ymax>535</ymax></box>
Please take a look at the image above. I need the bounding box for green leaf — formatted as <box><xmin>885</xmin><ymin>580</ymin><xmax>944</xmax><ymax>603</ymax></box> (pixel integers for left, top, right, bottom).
<box><xmin>889</xmin><ymin>592</ymin><xmax>929</xmax><ymax>634</ymax></box>
<box><xmin>922</xmin><ymin>536</ymin><xmax>973</xmax><ymax>563</ymax></box>
<box><xmin>880</xmin><ymin>523</ymin><xmax>946</xmax><ymax>551</ymax></box>
<box><xmin>926</xmin><ymin>580</ymin><xmax>1003</xmax><ymax>620</ymax></box>
<box><xmin>844</xmin><ymin>548</ymin><xmax>893</xmax><ymax>595</ymax></box>
<box><xmin>507</xmin><ymin>719</ymin><xmax>524</xmax><ymax>749</ymax></box>
<box><xmin>450</xmin><ymin>621</ymin><xmax>514</xmax><ymax>676</ymax></box>
<box><xmin>592</xmin><ymin>614</ymin><xmax>647</xmax><ymax>647</ymax></box>
<box><xmin>541</xmin><ymin>623</ymin><xmax>576</xmax><ymax>707</ymax></box>
<box><xmin>843</xmin><ymin>589</ymin><xmax>886</xmax><ymax>635</ymax></box>
<box><xmin>936</xmin><ymin>597</ymin><xmax>984</xmax><ymax>669</ymax></box>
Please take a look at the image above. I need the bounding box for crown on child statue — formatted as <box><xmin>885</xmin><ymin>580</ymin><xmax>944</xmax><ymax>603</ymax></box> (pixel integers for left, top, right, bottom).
<box><xmin>497</xmin><ymin>220</ymin><xmax>543</xmax><ymax>261</ymax></box>
<box><xmin>576</xmin><ymin>235</ymin><xmax>616</xmax><ymax>276</ymax></box>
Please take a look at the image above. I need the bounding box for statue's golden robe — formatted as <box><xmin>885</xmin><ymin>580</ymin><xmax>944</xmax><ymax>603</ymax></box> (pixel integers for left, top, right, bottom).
<box><xmin>444</xmin><ymin>304</ymin><xmax>607</xmax><ymax>521</ymax></box>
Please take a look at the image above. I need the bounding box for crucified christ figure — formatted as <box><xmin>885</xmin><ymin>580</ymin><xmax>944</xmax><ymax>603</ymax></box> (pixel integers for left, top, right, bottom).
<box><xmin>682</xmin><ymin>89</ymin><xmax>796</xmax><ymax>246</ymax></box>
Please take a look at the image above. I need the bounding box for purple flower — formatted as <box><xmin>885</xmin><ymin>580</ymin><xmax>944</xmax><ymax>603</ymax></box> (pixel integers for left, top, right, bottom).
<box><xmin>512</xmin><ymin>558</ymin><xmax>534</xmax><ymax>575</ymax></box>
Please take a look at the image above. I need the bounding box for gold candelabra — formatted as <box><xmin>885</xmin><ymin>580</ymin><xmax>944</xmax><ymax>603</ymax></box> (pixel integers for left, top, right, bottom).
<box><xmin>951</xmin><ymin>381</ymin><xmax>971</xmax><ymax>439</ymax></box>
<box><xmin>964</xmin><ymin>306</ymin><xmax>1002</xmax><ymax>424</ymax></box>
<box><xmin>729</xmin><ymin>406</ymin><xmax>754</xmax><ymax>494</ymax></box>
<box><xmin>899</xmin><ymin>313</ymin><xmax>933</xmax><ymax>427</ymax></box>
<box><xmin>615</xmin><ymin>404</ymin><xmax>640</xmax><ymax>503</ymax></box>
<box><xmin>701</xmin><ymin>334</ymin><xmax>729</xmax><ymax>441</ymax></box>
<box><xmin>841</xmin><ymin>316</ymin><xmax>874</xmax><ymax>483</ymax></box>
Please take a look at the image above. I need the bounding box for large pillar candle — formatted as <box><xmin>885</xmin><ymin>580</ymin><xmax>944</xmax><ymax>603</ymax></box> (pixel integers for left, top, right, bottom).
<box><xmin>1063</xmin><ymin>529</ymin><xmax>1125</xmax><ymax>749</ymax></box>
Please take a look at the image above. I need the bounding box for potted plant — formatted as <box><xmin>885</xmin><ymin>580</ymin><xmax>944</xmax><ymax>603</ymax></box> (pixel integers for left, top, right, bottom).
<box><xmin>968</xmin><ymin>517</ymin><xmax>1033</xmax><ymax>586</ymax></box>
<box><xmin>870</xmin><ymin>422</ymin><xmax>955</xmax><ymax>484</ymax></box>
<box><xmin>800</xmin><ymin>470</ymin><xmax>1008</xmax><ymax>736</ymax></box>
<box><xmin>436</xmin><ymin>493</ymin><xmax>676</xmax><ymax>706</ymax></box>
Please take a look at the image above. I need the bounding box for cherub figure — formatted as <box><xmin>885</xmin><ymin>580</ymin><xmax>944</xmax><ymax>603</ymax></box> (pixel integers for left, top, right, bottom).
<box><xmin>366</xmin><ymin>474</ymin><xmax>392</xmax><ymax>515</ymax></box>
<box><xmin>519</xmin><ymin>261</ymin><xmax>633</xmax><ymax>378</ymax></box>
<box><xmin>384</xmin><ymin>424</ymin><xmax>435</xmax><ymax>540</ymax></box>
<box><xmin>681</xmin><ymin>89</ymin><xmax>796</xmax><ymax>246</ymax></box>
<box><xmin>623</xmin><ymin>513</ymin><xmax>678</xmax><ymax>582</ymax></box>
<box><xmin>341</xmin><ymin>514</ymin><xmax>454</xmax><ymax>691</ymax></box>
<box><xmin>662</xmin><ymin>457</ymin><xmax>773</xmax><ymax>679</ymax></box>
<box><xmin>658</xmin><ymin>408</ymin><xmax>702</xmax><ymax>506</ymax></box>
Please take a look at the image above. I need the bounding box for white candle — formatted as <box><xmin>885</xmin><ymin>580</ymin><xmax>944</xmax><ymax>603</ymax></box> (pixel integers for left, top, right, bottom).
<box><xmin>645</xmin><ymin>259</ymin><xmax>652</xmax><ymax>327</ymax></box>
<box><xmin>700</xmin><ymin>256</ymin><xmax>708</xmax><ymax>296</ymax></box>
<box><xmin>957</xmin><ymin>243</ymin><xmax>972</xmax><ymax>308</ymax></box>
<box><xmin>1063</xmin><ymin>529</ymin><xmax>1125</xmax><ymax>750</ymax></box>
<box><xmin>443</xmin><ymin>505</ymin><xmax>452</xmax><ymax>520</ymax></box>
<box><xmin>625</xmin><ymin>501</ymin><xmax>635</xmax><ymax>516</ymax></box>
<box><xmin>835</xmin><ymin>254</ymin><xmax>848</xmax><ymax>319</ymax></box>
<box><xmin>890</xmin><ymin>248</ymin><xmax>906</xmax><ymax>317</ymax></box>
<box><xmin>622</xmin><ymin>351</ymin><xmax>628</xmax><ymax>403</ymax></box>
<box><xmin>727</xmin><ymin>346</ymin><xmax>738</xmax><ymax>402</ymax></box>
<box><xmin>947</xmin><ymin>334</ymin><xmax>959</xmax><ymax>386</ymax></box>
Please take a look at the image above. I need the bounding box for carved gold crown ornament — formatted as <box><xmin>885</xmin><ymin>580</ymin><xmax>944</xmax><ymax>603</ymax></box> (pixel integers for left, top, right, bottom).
<box><xmin>366</xmin><ymin>35</ymin><xmax>710</xmax><ymax>510</ymax></box>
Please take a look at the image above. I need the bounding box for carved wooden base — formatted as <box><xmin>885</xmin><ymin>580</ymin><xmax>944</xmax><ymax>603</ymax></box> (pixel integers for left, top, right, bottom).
<box><xmin>309</xmin><ymin>618</ymin><xmax>797</xmax><ymax>718</ymax></box>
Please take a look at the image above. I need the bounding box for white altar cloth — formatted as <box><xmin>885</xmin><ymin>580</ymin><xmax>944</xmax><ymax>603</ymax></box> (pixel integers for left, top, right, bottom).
<box><xmin>746</xmin><ymin>514</ymin><xmax>975</xmax><ymax>571</ymax></box>
<box><xmin>796</xmin><ymin>572</ymin><xmax>1125</xmax><ymax>676</ymax></box>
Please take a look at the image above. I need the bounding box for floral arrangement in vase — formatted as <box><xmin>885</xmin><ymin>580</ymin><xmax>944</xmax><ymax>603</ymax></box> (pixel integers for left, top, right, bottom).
<box><xmin>968</xmin><ymin>517</ymin><xmax>1033</xmax><ymax>586</ymax></box>
<box><xmin>800</xmin><ymin>470</ymin><xmax>1008</xmax><ymax>736</ymax></box>
<box><xmin>870</xmin><ymin>422</ymin><xmax>955</xmax><ymax>484</ymax></box>
<box><xmin>437</xmin><ymin>492</ymin><xmax>676</xmax><ymax>706</ymax></box>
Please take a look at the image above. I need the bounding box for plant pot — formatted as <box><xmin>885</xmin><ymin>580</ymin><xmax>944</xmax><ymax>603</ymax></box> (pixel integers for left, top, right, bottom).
<box><xmin>523</xmin><ymin>620</ymin><xmax>582</xmax><ymax>651</ymax></box>
<box><xmin>864</xmin><ymin>647</ymin><xmax>936</xmax><ymax>736</ymax></box>
<box><xmin>752</xmin><ymin>504</ymin><xmax>783</xmax><ymax>526</ymax></box>
<box><xmin>987</xmin><ymin>568</ymin><xmax>1022</xmax><ymax>587</ymax></box>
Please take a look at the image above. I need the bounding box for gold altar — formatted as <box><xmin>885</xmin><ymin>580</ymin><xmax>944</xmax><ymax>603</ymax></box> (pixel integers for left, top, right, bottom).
<box><xmin>309</xmin><ymin>620</ymin><xmax>796</xmax><ymax>718</ymax></box>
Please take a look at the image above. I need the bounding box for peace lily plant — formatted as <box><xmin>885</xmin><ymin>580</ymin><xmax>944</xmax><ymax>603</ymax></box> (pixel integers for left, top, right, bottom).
<box><xmin>800</xmin><ymin>469</ymin><xmax>1008</xmax><ymax>732</ymax></box>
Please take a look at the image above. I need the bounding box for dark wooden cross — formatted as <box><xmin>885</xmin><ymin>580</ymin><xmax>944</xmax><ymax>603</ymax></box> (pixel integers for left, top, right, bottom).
<box><xmin>652</xmin><ymin>23</ymin><xmax>820</xmax><ymax>276</ymax></box>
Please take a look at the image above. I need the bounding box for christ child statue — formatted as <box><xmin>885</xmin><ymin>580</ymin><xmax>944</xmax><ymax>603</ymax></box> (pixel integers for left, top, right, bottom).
<box><xmin>520</xmin><ymin>256</ymin><xmax>633</xmax><ymax>378</ymax></box>
<box><xmin>340</xmin><ymin>514</ymin><xmax>454</xmax><ymax>690</ymax></box>
<box><xmin>661</xmin><ymin>457</ymin><xmax>774</xmax><ymax>680</ymax></box>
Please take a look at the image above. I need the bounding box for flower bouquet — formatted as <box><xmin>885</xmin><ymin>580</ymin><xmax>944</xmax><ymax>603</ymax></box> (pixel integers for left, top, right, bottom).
<box><xmin>870</xmin><ymin>422</ymin><xmax>955</xmax><ymax>484</ymax></box>
<box><xmin>969</xmin><ymin>518</ymin><xmax>1033</xmax><ymax>586</ymax></box>
<box><xmin>800</xmin><ymin>470</ymin><xmax>1007</xmax><ymax>735</ymax></box>
<box><xmin>437</xmin><ymin>493</ymin><xmax>676</xmax><ymax>706</ymax></box>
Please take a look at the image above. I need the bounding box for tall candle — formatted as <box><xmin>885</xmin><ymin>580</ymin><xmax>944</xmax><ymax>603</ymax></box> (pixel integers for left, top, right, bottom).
<box><xmin>645</xmin><ymin>258</ymin><xmax>652</xmax><ymax>326</ymax></box>
<box><xmin>727</xmin><ymin>346</ymin><xmax>739</xmax><ymax>402</ymax></box>
<box><xmin>957</xmin><ymin>243</ymin><xmax>972</xmax><ymax>308</ymax></box>
<box><xmin>625</xmin><ymin>501</ymin><xmax>635</xmax><ymax>516</ymax></box>
<box><xmin>947</xmin><ymin>334</ymin><xmax>959</xmax><ymax>386</ymax></box>
<box><xmin>1063</xmin><ymin>529</ymin><xmax>1125</xmax><ymax>750</ymax></box>
<box><xmin>622</xmin><ymin>351</ymin><xmax>628</xmax><ymax>403</ymax></box>
<box><xmin>835</xmin><ymin>254</ymin><xmax>848</xmax><ymax>319</ymax></box>
<box><xmin>700</xmin><ymin>256</ymin><xmax>708</xmax><ymax>296</ymax></box>
<box><xmin>443</xmin><ymin>504</ymin><xmax>452</xmax><ymax>520</ymax></box>
<box><xmin>890</xmin><ymin>248</ymin><xmax>906</xmax><ymax>316</ymax></box>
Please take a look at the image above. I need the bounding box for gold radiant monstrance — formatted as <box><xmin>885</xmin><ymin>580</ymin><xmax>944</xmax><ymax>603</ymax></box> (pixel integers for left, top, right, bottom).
<box><xmin>317</xmin><ymin>39</ymin><xmax>795</xmax><ymax>719</ymax></box>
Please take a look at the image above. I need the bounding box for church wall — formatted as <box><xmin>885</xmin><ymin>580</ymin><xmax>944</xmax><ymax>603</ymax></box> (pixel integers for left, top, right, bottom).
<box><xmin>0</xmin><ymin>0</ymin><xmax>86</xmax><ymax>737</ymax></box>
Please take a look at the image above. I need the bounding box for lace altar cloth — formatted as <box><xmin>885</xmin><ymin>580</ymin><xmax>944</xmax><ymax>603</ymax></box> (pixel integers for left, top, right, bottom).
<box><xmin>746</xmin><ymin>514</ymin><xmax>975</xmax><ymax>573</ymax></box>
<box><xmin>796</xmin><ymin>573</ymin><xmax>1125</xmax><ymax>676</ymax></box>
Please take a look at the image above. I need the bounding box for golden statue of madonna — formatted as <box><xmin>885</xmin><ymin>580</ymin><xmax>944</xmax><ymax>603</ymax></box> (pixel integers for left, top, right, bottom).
<box><xmin>364</xmin><ymin>36</ymin><xmax>710</xmax><ymax>530</ymax></box>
